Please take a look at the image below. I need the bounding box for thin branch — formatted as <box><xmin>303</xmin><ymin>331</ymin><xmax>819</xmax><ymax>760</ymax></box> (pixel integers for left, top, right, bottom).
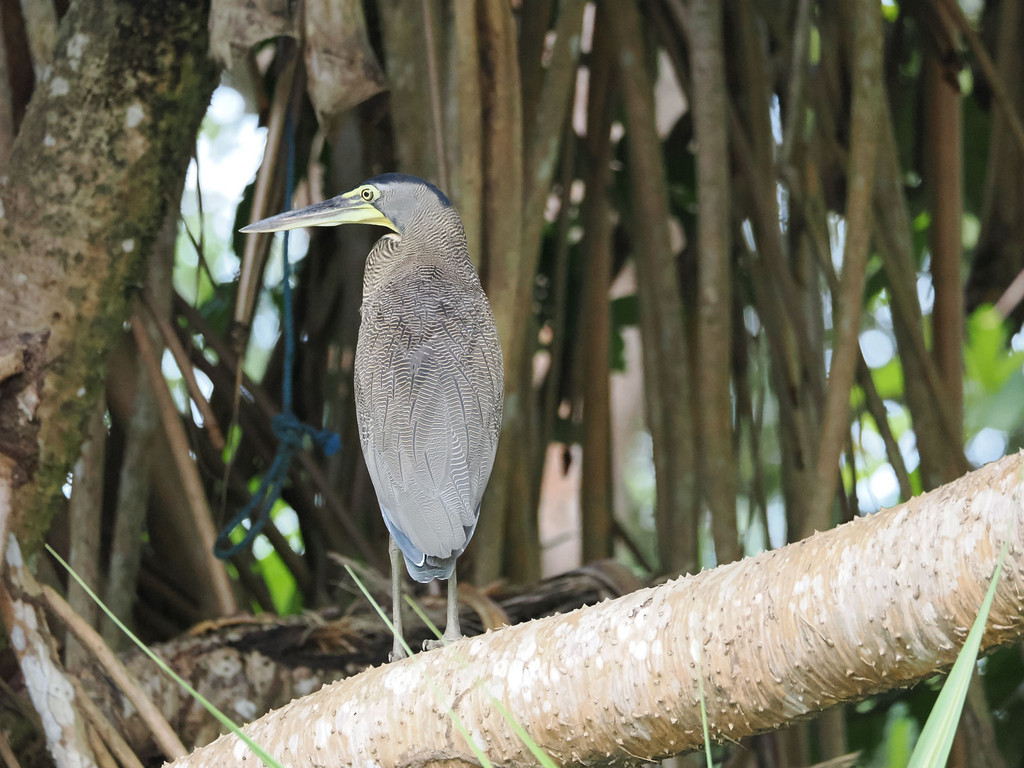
<box><xmin>142</xmin><ymin>292</ymin><xmax>225</xmax><ymax>452</ymax></box>
<box><xmin>130</xmin><ymin>310</ymin><xmax>237</xmax><ymax>616</ymax></box>
<box><xmin>805</xmin><ymin>0</ymin><xmax>882</xmax><ymax>535</ymax></box>
<box><xmin>855</xmin><ymin>356</ymin><xmax>913</xmax><ymax>500</ymax></box>
<box><xmin>924</xmin><ymin>52</ymin><xmax>964</xmax><ymax>460</ymax></box>
<box><xmin>420</xmin><ymin>0</ymin><xmax>448</xmax><ymax>193</ymax></box>
<box><xmin>778</xmin><ymin>0</ymin><xmax>813</xmax><ymax>169</ymax></box>
<box><xmin>579</xmin><ymin>7</ymin><xmax>616</xmax><ymax>563</ymax></box>
<box><xmin>521</xmin><ymin>0</ymin><xmax>587</xmax><ymax>258</ymax></box>
<box><xmin>692</xmin><ymin>0</ymin><xmax>737</xmax><ymax>564</ymax></box>
<box><xmin>613</xmin><ymin>0</ymin><xmax>698</xmax><ymax>576</ymax></box>
<box><xmin>234</xmin><ymin>42</ymin><xmax>299</xmax><ymax>330</ymax></box>
<box><xmin>937</xmin><ymin>0</ymin><xmax>1024</xmax><ymax>158</ymax></box>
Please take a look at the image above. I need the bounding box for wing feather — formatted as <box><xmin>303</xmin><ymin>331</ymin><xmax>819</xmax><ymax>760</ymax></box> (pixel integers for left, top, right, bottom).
<box><xmin>356</xmin><ymin>252</ymin><xmax>503</xmax><ymax>581</ymax></box>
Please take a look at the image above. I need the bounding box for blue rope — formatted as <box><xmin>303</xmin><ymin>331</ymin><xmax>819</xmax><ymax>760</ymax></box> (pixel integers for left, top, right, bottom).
<box><xmin>214</xmin><ymin>110</ymin><xmax>341</xmax><ymax>560</ymax></box>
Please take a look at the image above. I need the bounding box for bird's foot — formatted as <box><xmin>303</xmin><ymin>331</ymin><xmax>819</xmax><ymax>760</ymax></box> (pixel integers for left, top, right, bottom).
<box><xmin>423</xmin><ymin>632</ymin><xmax>463</xmax><ymax>652</ymax></box>
<box><xmin>388</xmin><ymin>645</ymin><xmax>408</xmax><ymax>662</ymax></box>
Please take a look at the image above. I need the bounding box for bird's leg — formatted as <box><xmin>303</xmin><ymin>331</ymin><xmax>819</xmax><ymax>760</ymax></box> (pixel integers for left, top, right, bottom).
<box><xmin>423</xmin><ymin>568</ymin><xmax>462</xmax><ymax>651</ymax></box>
<box><xmin>388</xmin><ymin>537</ymin><xmax>407</xmax><ymax>662</ymax></box>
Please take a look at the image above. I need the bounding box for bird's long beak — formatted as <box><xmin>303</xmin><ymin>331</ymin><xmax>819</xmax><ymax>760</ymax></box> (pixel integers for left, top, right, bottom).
<box><xmin>241</xmin><ymin>191</ymin><xmax>397</xmax><ymax>233</ymax></box>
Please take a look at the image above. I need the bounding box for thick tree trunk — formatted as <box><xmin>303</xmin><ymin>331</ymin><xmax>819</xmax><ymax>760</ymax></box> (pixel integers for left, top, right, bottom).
<box><xmin>172</xmin><ymin>453</ymin><xmax>1024</xmax><ymax>767</ymax></box>
<box><xmin>0</xmin><ymin>0</ymin><xmax>218</xmax><ymax>548</ymax></box>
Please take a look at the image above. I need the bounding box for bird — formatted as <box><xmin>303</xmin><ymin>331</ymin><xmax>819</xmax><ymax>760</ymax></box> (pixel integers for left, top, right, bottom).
<box><xmin>242</xmin><ymin>173</ymin><xmax>504</xmax><ymax>660</ymax></box>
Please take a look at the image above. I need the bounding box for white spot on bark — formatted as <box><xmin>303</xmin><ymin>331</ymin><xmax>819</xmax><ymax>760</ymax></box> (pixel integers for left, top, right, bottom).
<box><xmin>232</xmin><ymin>736</ymin><xmax>249</xmax><ymax>761</ymax></box>
<box><xmin>44</xmin><ymin>135</ymin><xmax>55</xmax><ymax>147</ymax></box>
<box><xmin>76</xmin><ymin>387</ymin><xmax>86</xmax><ymax>397</ymax></box>
<box><xmin>209</xmin><ymin>650</ymin><xmax>242</xmax><ymax>678</ymax></box>
<box><xmin>121</xmin><ymin>239</ymin><xmax>135</xmax><ymax>253</ymax></box>
<box><xmin>6</xmin><ymin>535</ymin><xmax>22</xmax><ymax>566</ymax></box>
<box><xmin>66</xmin><ymin>33</ymin><xmax>90</xmax><ymax>69</ymax></box>
<box><xmin>382</xmin><ymin>665</ymin><xmax>420</xmax><ymax>693</ymax></box>
<box><xmin>126</xmin><ymin>102</ymin><xmax>145</xmax><ymax>129</ymax></box>
<box><xmin>629</xmin><ymin>640</ymin><xmax>648</xmax><ymax>660</ymax></box>
<box><xmin>507</xmin><ymin>659</ymin><xmax>523</xmax><ymax>692</ymax></box>
<box><xmin>314</xmin><ymin>717</ymin><xmax>333</xmax><ymax>749</ymax></box>
<box><xmin>921</xmin><ymin>601</ymin><xmax>937</xmax><ymax>623</ymax></box>
<box><xmin>15</xmin><ymin>601</ymin><xmax>36</xmax><ymax>632</ymax></box>
<box><xmin>517</xmin><ymin>637</ymin><xmax>536</xmax><ymax>660</ymax></box>
<box><xmin>50</xmin><ymin>77</ymin><xmax>69</xmax><ymax>97</ymax></box>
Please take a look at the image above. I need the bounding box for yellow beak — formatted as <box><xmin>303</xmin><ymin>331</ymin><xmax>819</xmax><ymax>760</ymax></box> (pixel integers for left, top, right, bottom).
<box><xmin>241</xmin><ymin>190</ymin><xmax>397</xmax><ymax>233</ymax></box>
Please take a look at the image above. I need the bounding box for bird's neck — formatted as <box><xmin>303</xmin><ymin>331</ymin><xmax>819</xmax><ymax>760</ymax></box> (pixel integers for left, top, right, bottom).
<box><xmin>362</xmin><ymin>210</ymin><xmax>478</xmax><ymax>302</ymax></box>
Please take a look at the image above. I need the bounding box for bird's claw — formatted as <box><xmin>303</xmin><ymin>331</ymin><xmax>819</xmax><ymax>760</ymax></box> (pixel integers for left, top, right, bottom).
<box><xmin>423</xmin><ymin>633</ymin><xmax>463</xmax><ymax>652</ymax></box>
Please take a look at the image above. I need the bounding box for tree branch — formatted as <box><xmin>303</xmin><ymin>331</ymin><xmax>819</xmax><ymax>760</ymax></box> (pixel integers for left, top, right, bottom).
<box><xmin>173</xmin><ymin>453</ymin><xmax>1024</xmax><ymax>767</ymax></box>
<box><xmin>691</xmin><ymin>0</ymin><xmax>737</xmax><ymax>563</ymax></box>
<box><xmin>805</xmin><ymin>0</ymin><xmax>882</xmax><ymax>533</ymax></box>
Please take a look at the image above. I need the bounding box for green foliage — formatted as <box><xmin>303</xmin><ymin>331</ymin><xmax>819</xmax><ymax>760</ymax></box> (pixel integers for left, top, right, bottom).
<box><xmin>880</xmin><ymin>702</ymin><xmax>919</xmax><ymax>768</ymax></box>
<box><xmin>257</xmin><ymin>540</ymin><xmax>301</xmax><ymax>615</ymax></box>
<box><xmin>610</xmin><ymin>294</ymin><xmax>639</xmax><ymax>371</ymax></box>
<box><xmin>964</xmin><ymin>306</ymin><xmax>1024</xmax><ymax>436</ymax></box>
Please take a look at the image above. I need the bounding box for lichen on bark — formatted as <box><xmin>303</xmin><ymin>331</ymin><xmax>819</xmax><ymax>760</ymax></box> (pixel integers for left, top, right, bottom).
<box><xmin>0</xmin><ymin>0</ymin><xmax>218</xmax><ymax>547</ymax></box>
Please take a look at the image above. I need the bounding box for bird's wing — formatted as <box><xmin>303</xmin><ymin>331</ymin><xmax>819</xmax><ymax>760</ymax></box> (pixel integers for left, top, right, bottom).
<box><xmin>355</xmin><ymin>263</ymin><xmax>503</xmax><ymax>568</ymax></box>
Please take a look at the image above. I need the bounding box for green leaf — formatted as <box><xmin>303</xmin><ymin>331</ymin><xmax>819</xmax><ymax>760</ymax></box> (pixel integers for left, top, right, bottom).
<box><xmin>905</xmin><ymin>525</ymin><xmax>1013</xmax><ymax>768</ymax></box>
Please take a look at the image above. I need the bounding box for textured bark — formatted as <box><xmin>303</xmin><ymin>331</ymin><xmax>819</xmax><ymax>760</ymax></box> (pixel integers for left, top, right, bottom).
<box><xmin>376</xmin><ymin>0</ymin><xmax>445</xmax><ymax>183</ymax></box>
<box><xmin>580</xmin><ymin>8</ymin><xmax>616</xmax><ymax>563</ymax></box>
<box><xmin>172</xmin><ymin>453</ymin><xmax>1024</xmax><ymax>767</ymax></box>
<box><xmin>924</xmin><ymin>52</ymin><xmax>965</xmax><ymax>483</ymax></box>
<box><xmin>65</xmin><ymin>400</ymin><xmax>105</xmax><ymax>668</ymax></box>
<box><xmin>76</xmin><ymin>562</ymin><xmax>642</xmax><ymax>760</ymax></box>
<box><xmin>613</xmin><ymin>0</ymin><xmax>698</xmax><ymax>576</ymax></box>
<box><xmin>472</xmin><ymin>0</ymin><xmax>532</xmax><ymax>583</ymax></box>
<box><xmin>691</xmin><ymin>0</ymin><xmax>737</xmax><ymax>564</ymax></box>
<box><xmin>0</xmin><ymin>0</ymin><xmax>218</xmax><ymax>547</ymax></box>
<box><xmin>803</xmin><ymin>0</ymin><xmax>882</xmax><ymax>535</ymax></box>
<box><xmin>0</xmin><ymin>537</ymin><xmax>97</xmax><ymax>767</ymax></box>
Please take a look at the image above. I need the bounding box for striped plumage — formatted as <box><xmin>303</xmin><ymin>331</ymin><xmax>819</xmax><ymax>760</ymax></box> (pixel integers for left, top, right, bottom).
<box><xmin>242</xmin><ymin>173</ymin><xmax>502</xmax><ymax>658</ymax></box>
<box><xmin>354</xmin><ymin>176</ymin><xmax>503</xmax><ymax>582</ymax></box>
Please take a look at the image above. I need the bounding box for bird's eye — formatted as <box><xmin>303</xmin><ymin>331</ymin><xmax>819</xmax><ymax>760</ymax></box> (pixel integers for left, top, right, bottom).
<box><xmin>360</xmin><ymin>187</ymin><xmax>375</xmax><ymax>202</ymax></box>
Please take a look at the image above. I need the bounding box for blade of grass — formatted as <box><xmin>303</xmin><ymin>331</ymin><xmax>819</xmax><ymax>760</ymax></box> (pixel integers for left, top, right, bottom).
<box><xmin>404</xmin><ymin>597</ymin><xmax>559</xmax><ymax>768</ymax></box>
<box><xmin>698</xmin><ymin>652</ymin><xmax>713</xmax><ymax>768</ymax></box>
<box><xmin>343</xmin><ymin>565</ymin><xmax>494</xmax><ymax>768</ymax></box>
<box><xmin>905</xmin><ymin>530</ymin><xmax>1013</xmax><ymax>768</ymax></box>
<box><xmin>46</xmin><ymin>545</ymin><xmax>283</xmax><ymax>768</ymax></box>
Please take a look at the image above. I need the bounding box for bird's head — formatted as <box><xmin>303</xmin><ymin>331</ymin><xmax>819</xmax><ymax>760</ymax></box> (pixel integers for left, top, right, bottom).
<box><xmin>241</xmin><ymin>173</ymin><xmax>452</xmax><ymax>236</ymax></box>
